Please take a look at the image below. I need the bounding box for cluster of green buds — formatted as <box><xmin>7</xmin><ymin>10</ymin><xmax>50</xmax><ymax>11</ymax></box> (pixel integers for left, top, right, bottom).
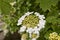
<box><xmin>22</xmin><ymin>14</ymin><xmax>39</xmax><ymax>28</ymax></box>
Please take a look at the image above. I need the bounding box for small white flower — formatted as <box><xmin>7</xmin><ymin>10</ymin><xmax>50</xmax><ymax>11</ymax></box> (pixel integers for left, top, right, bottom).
<box><xmin>38</xmin><ymin>26</ymin><xmax>43</xmax><ymax>31</ymax></box>
<box><xmin>21</xmin><ymin>16</ymin><xmax>25</xmax><ymax>20</ymax></box>
<box><xmin>17</xmin><ymin>22</ymin><xmax>22</xmax><ymax>26</ymax></box>
<box><xmin>25</xmin><ymin>12</ymin><xmax>33</xmax><ymax>16</ymax></box>
<box><xmin>17</xmin><ymin>15</ymin><xmax>26</xmax><ymax>25</ymax></box>
<box><xmin>39</xmin><ymin>15</ymin><xmax>45</xmax><ymax>19</ymax></box>
<box><xmin>33</xmin><ymin>27</ymin><xmax>39</xmax><ymax>31</ymax></box>
<box><xmin>17</xmin><ymin>19</ymin><xmax>22</xmax><ymax>25</ymax></box>
<box><xmin>34</xmin><ymin>12</ymin><xmax>45</xmax><ymax>19</ymax></box>
<box><xmin>39</xmin><ymin>20</ymin><xmax>46</xmax><ymax>28</ymax></box>
<box><xmin>19</xmin><ymin>16</ymin><xmax>25</xmax><ymax>21</ymax></box>
<box><xmin>34</xmin><ymin>12</ymin><xmax>40</xmax><ymax>16</ymax></box>
<box><xmin>19</xmin><ymin>26</ymin><xmax>26</xmax><ymax>33</ymax></box>
<box><xmin>26</xmin><ymin>28</ymin><xmax>34</xmax><ymax>33</ymax></box>
<box><xmin>29</xmin><ymin>28</ymin><xmax>39</xmax><ymax>38</ymax></box>
<box><xmin>33</xmin><ymin>30</ymin><xmax>39</xmax><ymax>34</ymax></box>
<box><xmin>37</xmin><ymin>20</ymin><xmax>46</xmax><ymax>31</ymax></box>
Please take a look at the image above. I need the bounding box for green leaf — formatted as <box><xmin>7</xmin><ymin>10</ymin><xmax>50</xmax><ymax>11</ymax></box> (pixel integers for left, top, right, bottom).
<box><xmin>0</xmin><ymin>9</ymin><xmax>1</xmax><ymax>14</ymax></box>
<box><xmin>46</xmin><ymin>16</ymin><xmax>57</xmax><ymax>24</ymax></box>
<box><xmin>44</xmin><ymin>30</ymin><xmax>53</xmax><ymax>39</ymax></box>
<box><xmin>2</xmin><ymin>0</ymin><xmax>16</xmax><ymax>3</ymax></box>
<box><xmin>0</xmin><ymin>0</ymin><xmax>12</xmax><ymax>15</ymax></box>
<box><xmin>36</xmin><ymin>0</ymin><xmax>59</xmax><ymax>11</ymax></box>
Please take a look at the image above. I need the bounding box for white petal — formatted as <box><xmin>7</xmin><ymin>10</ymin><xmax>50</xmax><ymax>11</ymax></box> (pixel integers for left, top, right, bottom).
<box><xmin>26</xmin><ymin>28</ymin><xmax>34</xmax><ymax>33</ymax></box>
<box><xmin>17</xmin><ymin>22</ymin><xmax>22</xmax><ymax>26</ymax></box>
<box><xmin>20</xmin><ymin>16</ymin><xmax>25</xmax><ymax>20</ymax></box>
<box><xmin>39</xmin><ymin>20</ymin><xmax>46</xmax><ymax>26</ymax></box>
<box><xmin>37</xmin><ymin>23</ymin><xmax>45</xmax><ymax>31</ymax></box>
<box><xmin>39</xmin><ymin>15</ymin><xmax>45</xmax><ymax>19</ymax></box>
<box><xmin>38</xmin><ymin>26</ymin><xmax>42</xmax><ymax>31</ymax></box>
<box><xmin>33</xmin><ymin>30</ymin><xmax>39</xmax><ymax>35</ymax></box>
<box><xmin>25</xmin><ymin>12</ymin><xmax>33</xmax><ymax>16</ymax></box>
<box><xmin>19</xmin><ymin>26</ymin><xmax>26</xmax><ymax>33</ymax></box>
<box><xmin>18</xmin><ymin>19</ymin><xmax>22</xmax><ymax>22</ymax></box>
<box><xmin>17</xmin><ymin>15</ymin><xmax>26</xmax><ymax>25</ymax></box>
<box><xmin>33</xmin><ymin>27</ymin><xmax>39</xmax><ymax>31</ymax></box>
<box><xmin>34</xmin><ymin>12</ymin><xmax>40</xmax><ymax>16</ymax></box>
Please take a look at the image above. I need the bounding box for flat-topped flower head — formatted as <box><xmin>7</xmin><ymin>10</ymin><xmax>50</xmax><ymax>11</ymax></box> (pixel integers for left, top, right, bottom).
<box><xmin>17</xmin><ymin>12</ymin><xmax>46</xmax><ymax>40</ymax></box>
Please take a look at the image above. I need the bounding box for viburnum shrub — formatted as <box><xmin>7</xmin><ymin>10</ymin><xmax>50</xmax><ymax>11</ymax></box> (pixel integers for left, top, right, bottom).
<box><xmin>0</xmin><ymin>0</ymin><xmax>60</xmax><ymax>40</ymax></box>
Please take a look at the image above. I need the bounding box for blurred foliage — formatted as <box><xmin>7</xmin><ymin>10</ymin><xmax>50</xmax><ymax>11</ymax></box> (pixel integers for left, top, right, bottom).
<box><xmin>0</xmin><ymin>0</ymin><xmax>12</xmax><ymax>15</ymax></box>
<box><xmin>0</xmin><ymin>0</ymin><xmax>60</xmax><ymax>40</ymax></box>
<box><xmin>36</xmin><ymin>0</ymin><xmax>59</xmax><ymax>11</ymax></box>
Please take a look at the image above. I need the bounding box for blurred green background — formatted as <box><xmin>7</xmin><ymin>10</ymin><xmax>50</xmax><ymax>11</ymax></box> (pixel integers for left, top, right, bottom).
<box><xmin>0</xmin><ymin>0</ymin><xmax>60</xmax><ymax>40</ymax></box>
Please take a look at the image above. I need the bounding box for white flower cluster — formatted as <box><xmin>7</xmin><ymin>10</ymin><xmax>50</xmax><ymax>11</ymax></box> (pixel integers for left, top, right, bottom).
<box><xmin>17</xmin><ymin>12</ymin><xmax>46</xmax><ymax>40</ymax></box>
